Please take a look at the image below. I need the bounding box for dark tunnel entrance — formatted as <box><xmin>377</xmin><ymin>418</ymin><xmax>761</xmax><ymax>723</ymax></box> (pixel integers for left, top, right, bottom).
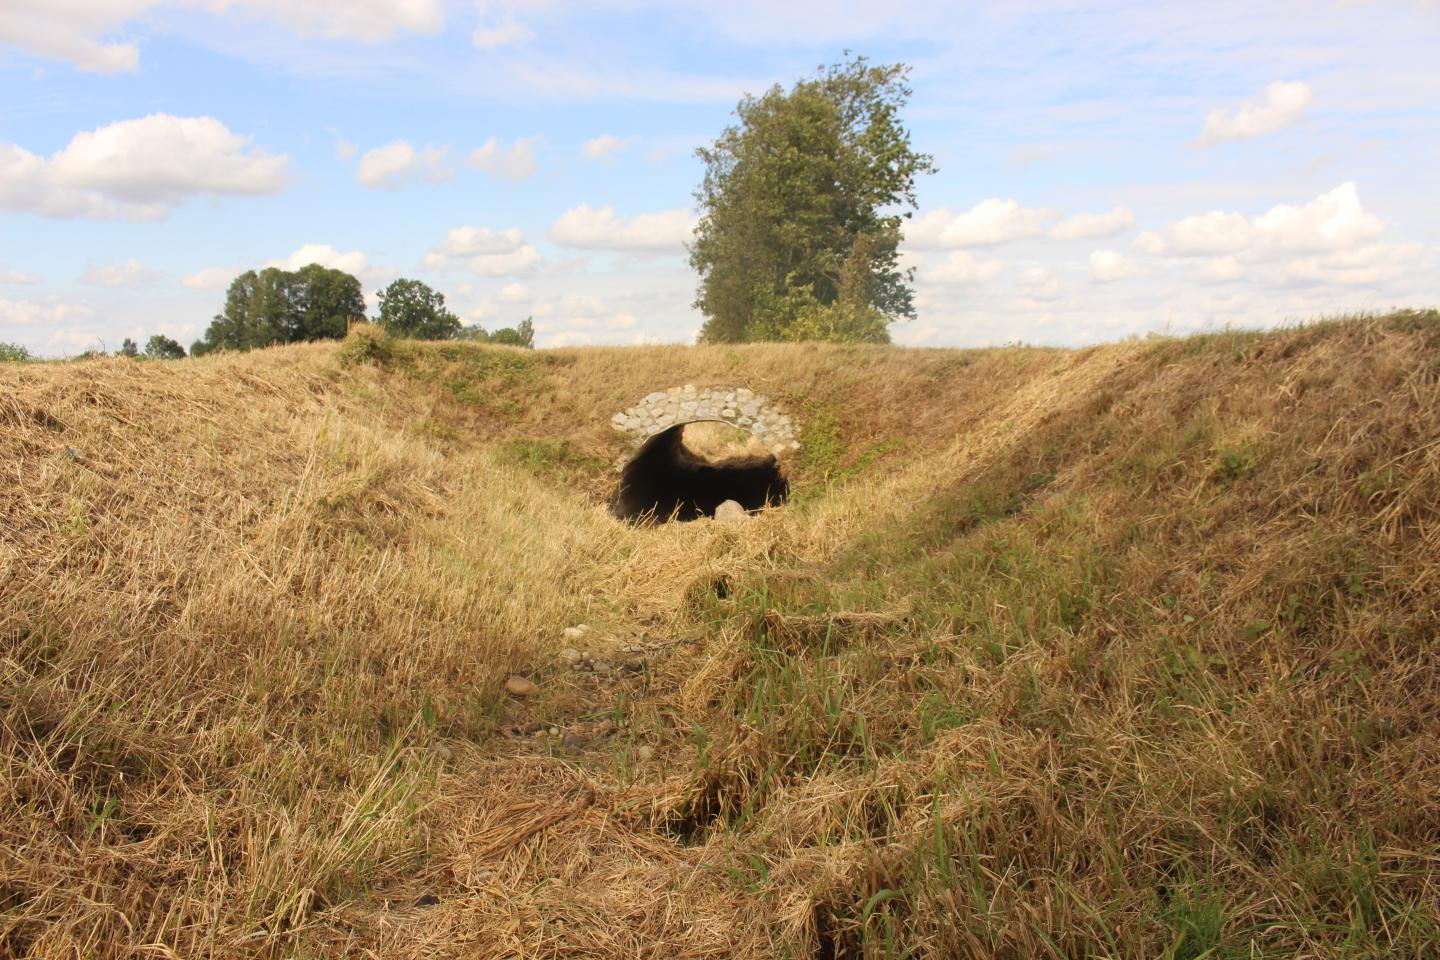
<box><xmin>612</xmin><ymin>422</ymin><xmax>789</xmax><ymax>523</ymax></box>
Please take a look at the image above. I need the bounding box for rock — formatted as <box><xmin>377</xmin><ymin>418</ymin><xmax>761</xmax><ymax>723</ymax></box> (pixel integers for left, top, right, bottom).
<box><xmin>559</xmin><ymin>647</ymin><xmax>583</xmax><ymax>666</ymax></box>
<box><xmin>548</xmin><ymin>726</ymin><xmax>560</xmax><ymax>736</ymax></box>
<box><xmin>562</xmin><ymin>625</ymin><xmax>591</xmax><ymax>642</ymax></box>
<box><xmin>714</xmin><ymin>500</ymin><xmax>748</xmax><ymax>524</ymax></box>
<box><xmin>634</xmin><ymin>744</ymin><xmax>655</xmax><ymax>762</ymax></box>
<box><xmin>504</xmin><ymin>675</ymin><xmax>536</xmax><ymax>698</ymax></box>
<box><xmin>561</xmin><ymin>731</ymin><xmax>586</xmax><ymax>753</ymax></box>
<box><xmin>592</xmin><ymin>659</ymin><xmax>613</xmax><ymax>674</ymax></box>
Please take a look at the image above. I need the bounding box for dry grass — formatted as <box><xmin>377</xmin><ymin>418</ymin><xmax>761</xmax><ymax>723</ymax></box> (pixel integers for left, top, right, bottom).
<box><xmin>2</xmin><ymin>311</ymin><xmax>1438</xmax><ymax>958</ymax></box>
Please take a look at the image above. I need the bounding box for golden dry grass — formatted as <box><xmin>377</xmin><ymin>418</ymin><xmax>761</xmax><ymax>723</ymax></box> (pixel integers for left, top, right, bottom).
<box><xmin>2</xmin><ymin>311</ymin><xmax>1438</xmax><ymax>958</ymax></box>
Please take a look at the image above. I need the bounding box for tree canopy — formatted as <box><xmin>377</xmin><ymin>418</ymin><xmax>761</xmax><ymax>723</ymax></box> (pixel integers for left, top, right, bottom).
<box><xmin>690</xmin><ymin>54</ymin><xmax>934</xmax><ymax>344</ymax></box>
<box><xmin>376</xmin><ymin>278</ymin><xmax>461</xmax><ymax>341</ymax></box>
<box><xmin>458</xmin><ymin>317</ymin><xmax>535</xmax><ymax>348</ymax></box>
<box><xmin>191</xmin><ymin>264</ymin><xmax>365</xmax><ymax>357</ymax></box>
<box><xmin>144</xmin><ymin>335</ymin><xmax>186</xmax><ymax>360</ymax></box>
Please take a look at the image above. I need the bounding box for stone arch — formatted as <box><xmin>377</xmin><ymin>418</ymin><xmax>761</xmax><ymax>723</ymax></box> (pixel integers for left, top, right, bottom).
<box><xmin>610</xmin><ymin>385</ymin><xmax>800</xmax><ymax>457</ymax></box>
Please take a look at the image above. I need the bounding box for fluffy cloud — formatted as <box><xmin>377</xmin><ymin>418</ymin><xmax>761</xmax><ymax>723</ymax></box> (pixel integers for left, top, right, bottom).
<box><xmin>919</xmin><ymin>251</ymin><xmax>1007</xmax><ymax>286</ymax></box>
<box><xmin>581</xmin><ymin>134</ymin><xmax>633</xmax><ymax>161</ymax></box>
<box><xmin>0</xmin><ymin>114</ymin><xmax>288</xmax><ymax>220</ymax></box>
<box><xmin>1</xmin><ymin>265</ymin><xmax>41</xmax><ymax>285</ymax></box>
<box><xmin>182</xmin><ymin>266</ymin><xmax>238</xmax><ymax>290</ymax></box>
<box><xmin>1199</xmin><ymin>81</ymin><xmax>1311</xmax><ymax>145</ymax></box>
<box><xmin>80</xmin><ymin>258</ymin><xmax>163</xmax><ymax>287</ymax></box>
<box><xmin>356</xmin><ymin>140</ymin><xmax>452</xmax><ymax>189</ymax></box>
<box><xmin>0</xmin><ymin>1</ymin><xmax>150</xmax><ymax>73</ymax></box>
<box><xmin>0</xmin><ymin>1</ymin><xmax>445</xmax><ymax>73</ymax></box>
<box><xmin>1016</xmin><ymin>266</ymin><xmax>1060</xmax><ymax>299</ymax></box>
<box><xmin>269</xmin><ymin>243</ymin><xmax>370</xmax><ymax>275</ymax></box>
<box><xmin>499</xmin><ymin>282</ymin><xmax>531</xmax><ymax>302</ymax></box>
<box><xmin>1050</xmin><ymin>207</ymin><xmax>1134</xmax><ymax>241</ymax></box>
<box><xmin>0</xmin><ymin>297</ymin><xmax>96</xmax><ymax>327</ymax></box>
<box><xmin>549</xmin><ymin>203</ymin><xmax>696</xmax><ymax>251</ymax></box>
<box><xmin>906</xmin><ymin>198</ymin><xmax>1051</xmax><ymax>248</ymax></box>
<box><xmin>331</xmin><ymin>132</ymin><xmax>357</xmax><ymax>161</ymax></box>
<box><xmin>1273</xmin><ymin>242</ymin><xmax>1427</xmax><ymax>287</ymax></box>
<box><xmin>1090</xmin><ymin>249</ymin><xmax>1141</xmax><ymax>282</ymax></box>
<box><xmin>473</xmin><ymin>19</ymin><xmax>534</xmax><ymax>48</ymax></box>
<box><xmin>423</xmin><ymin>225</ymin><xmax>543</xmax><ymax>276</ymax></box>
<box><xmin>468</xmin><ymin>136</ymin><xmax>540</xmax><ymax>181</ymax></box>
<box><xmin>426</xmin><ymin>226</ymin><xmax>527</xmax><ymax>259</ymax></box>
<box><xmin>1196</xmin><ymin>256</ymin><xmax>1245</xmax><ymax>283</ymax></box>
<box><xmin>1135</xmin><ymin>183</ymin><xmax>1385</xmax><ymax>259</ymax></box>
<box><xmin>216</xmin><ymin>0</ymin><xmax>445</xmax><ymax>43</ymax></box>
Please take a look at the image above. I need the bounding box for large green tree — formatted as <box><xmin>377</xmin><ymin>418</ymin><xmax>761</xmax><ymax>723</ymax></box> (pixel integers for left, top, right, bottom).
<box><xmin>690</xmin><ymin>54</ymin><xmax>934</xmax><ymax>344</ymax></box>
<box><xmin>143</xmin><ymin>335</ymin><xmax>186</xmax><ymax>360</ymax></box>
<box><xmin>191</xmin><ymin>264</ymin><xmax>365</xmax><ymax>356</ymax></box>
<box><xmin>376</xmin><ymin>278</ymin><xmax>461</xmax><ymax>341</ymax></box>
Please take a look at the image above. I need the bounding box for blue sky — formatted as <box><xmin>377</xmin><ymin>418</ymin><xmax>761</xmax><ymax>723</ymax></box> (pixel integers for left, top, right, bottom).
<box><xmin>1</xmin><ymin>0</ymin><xmax>1437</xmax><ymax>355</ymax></box>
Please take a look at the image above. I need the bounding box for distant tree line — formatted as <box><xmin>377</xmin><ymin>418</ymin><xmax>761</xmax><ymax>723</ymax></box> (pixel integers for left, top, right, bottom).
<box><xmin>185</xmin><ymin>267</ymin><xmax>532</xmax><ymax>356</ymax></box>
<box><xmin>4</xmin><ymin>268</ymin><xmax>533</xmax><ymax>364</ymax></box>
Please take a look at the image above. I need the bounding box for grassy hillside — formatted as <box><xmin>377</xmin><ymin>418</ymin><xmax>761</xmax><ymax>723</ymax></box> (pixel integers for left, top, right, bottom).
<box><xmin>2</xmin><ymin>312</ymin><xmax>1438</xmax><ymax>958</ymax></box>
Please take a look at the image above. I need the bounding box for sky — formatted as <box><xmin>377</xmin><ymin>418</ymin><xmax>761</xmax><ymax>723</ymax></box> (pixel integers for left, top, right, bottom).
<box><xmin>1</xmin><ymin>1</ymin><xmax>1437</xmax><ymax>355</ymax></box>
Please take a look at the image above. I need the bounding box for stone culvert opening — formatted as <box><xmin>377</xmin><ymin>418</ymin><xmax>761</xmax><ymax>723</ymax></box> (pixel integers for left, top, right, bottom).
<box><xmin>613</xmin><ymin>422</ymin><xmax>788</xmax><ymax>522</ymax></box>
<box><xmin>610</xmin><ymin>386</ymin><xmax>799</xmax><ymax>524</ymax></box>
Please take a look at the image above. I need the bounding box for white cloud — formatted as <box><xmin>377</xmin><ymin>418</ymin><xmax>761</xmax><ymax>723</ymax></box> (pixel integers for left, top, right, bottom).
<box><xmin>1135</xmin><ymin>183</ymin><xmax>1385</xmax><ymax>259</ymax></box>
<box><xmin>0</xmin><ymin>1</ymin><xmax>444</xmax><ymax>73</ymax></box>
<box><xmin>473</xmin><ymin>19</ymin><xmax>534</xmax><ymax>48</ymax></box>
<box><xmin>422</xmin><ymin>225</ymin><xmax>543</xmax><ymax>277</ymax></box>
<box><xmin>919</xmin><ymin>251</ymin><xmax>1007</xmax><ymax>286</ymax></box>
<box><xmin>0</xmin><ymin>114</ymin><xmax>288</xmax><ymax>220</ymax></box>
<box><xmin>549</xmin><ymin>203</ymin><xmax>696</xmax><ymax>251</ymax></box>
<box><xmin>80</xmin><ymin>258</ymin><xmax>163</xmax><ymax>287</ymax></box>
<box><xmin>269</xmin><ymin>243</ymin><xmax>369</xmax><ymax>276</ymax></box>
<box><xmin>462</xmin><ymin>246</ymin><xmax>545</xmax><ymax>277</ymax></box>
<box><xmin>1199</xmin><ymin>80</ymin><xmax>1311</xmax><ymax>145</ymax></box>
<box><xmin>425</xmin><ymin>225</ymin><xmax>527</xmax><ymax>260</ymax></box>
<box><xmin>0</xmin><ymin>1</ymin><xmax>150</xmax><ymax>74</ymax></box>
<box><xmin>468</xmin><ymin>136</ymin><xmax>540</xmax><ymax>181</ymax></box>
<box><xmin>906</xmin><ymin>198</ymin><xmax>1051</xmax><ymax>248</ymax></box>
<box><xmin>356</xmin><ymin>140</ymin><xmax>452</xmax><ymax>189</ymax></box>
<box><xmin>332</xmin><ymin>132</ymin><xmax>356</xmax><ymax>161</ymax></box>
<box><xmin>1197</xmin><ymin>256</ymin><xmax>1245</xmax><ymax>283</ymax></box>
<box><xmin>1</xmin><ymin>265</ymin><xmax>41</xmax><ymax>285</ymax></box>
<box><xmin>499</xmin><ymin>282</ymin><xmax>531</xmax><ymax>302</ymax></box>
<box><xmin>1090</xmin><ymin>249</ymin><xmax>1141</xmax><ymax>282</ymax></box>
<box><xmin>581</xmin><ymin>134</ymin><xmax>633</xmax><ymax>161</ymax></box>
<box><xmin>1016</xmin><ymin>266</ymin><xmax>1060</xmax><ymax>300</ymax></box>
<box><xmin>1050</xmin><ymin>206</ymin><xmax>1135</xmax><ymax>242</ymax></box>
<box><xmin>1273</xmin><ymin>242</ymin><xmax>1427</xmax><ymax>286</ymax></box>
<box><xmin>182</xmin><ymin>266</ymin><xmax>239</xmax><ymax>290</ymax></box>
<box><xmin>0</xmin><ymin>297</ymin><xmax>96</xmax><ymax>327</ymax></box>
<box><xmin>216</xmin><ymin>0</ymin><xmax>445</xmax><ymax>43</ymax></box>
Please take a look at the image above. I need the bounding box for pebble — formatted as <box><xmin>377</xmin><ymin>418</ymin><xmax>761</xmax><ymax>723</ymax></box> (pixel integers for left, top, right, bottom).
<box><xmin>561</xmin><ymin>731</ymin><xmax>586</xmax><ymax>753</ymax></box>
<box><xmin>548</xmin><ymin>726</ymin><xmax>560</xmax><ymax>736</ymax></box>
<box><xmin>634</xmin><ymin>744</ymin><xmax>655</xmax><ymax>762</ymax></box>
<box><xmin>714</xmin><ymin>499</ymin><xmax>749</xmax><ymax>524</ymax></box>
<box><xmin>562</xmin><ymin>624</ymin><xmax>591</xmax><ymax>642</ymax></box>
<box><xmin>559</xmin><ymin>647</ymin><xmax>583</xmax><ymax>666</ymax></box>
<box><xmin>592</xmin><ymin>660</ymin><xmax>612</xmax><ymax>674</ymax></box>
<box><xmin>504</xmin><ymin>675</ymin><xmax>536</xmax><ymax>698</ymax></box>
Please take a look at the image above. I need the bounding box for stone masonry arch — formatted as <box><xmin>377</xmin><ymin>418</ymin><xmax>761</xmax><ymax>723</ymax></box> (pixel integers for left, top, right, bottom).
<box><xmin>610</xmin><ymin>385</ymin><xmax>800</xmax><ymax>457</ymax></box>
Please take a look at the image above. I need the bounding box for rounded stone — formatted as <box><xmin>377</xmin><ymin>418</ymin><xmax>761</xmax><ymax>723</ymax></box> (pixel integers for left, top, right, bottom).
<box><xmin>504</xmin><ymin>675</ymin><xmax>536</xmax><ymax>697</ymax></box>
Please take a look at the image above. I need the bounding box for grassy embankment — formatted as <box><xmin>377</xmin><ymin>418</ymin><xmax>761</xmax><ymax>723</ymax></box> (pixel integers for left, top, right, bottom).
<box><xmin>2</xmin><ymin>312</ymin><xmax>1438</xmax><ymax>958</ymax></box>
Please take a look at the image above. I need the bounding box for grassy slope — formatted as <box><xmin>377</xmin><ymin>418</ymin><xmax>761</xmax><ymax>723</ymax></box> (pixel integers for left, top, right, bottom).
<box><xmin>2</xmin><ymin>312</ymin><xmax>1437</xmax><ymax>958</ymax></box>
